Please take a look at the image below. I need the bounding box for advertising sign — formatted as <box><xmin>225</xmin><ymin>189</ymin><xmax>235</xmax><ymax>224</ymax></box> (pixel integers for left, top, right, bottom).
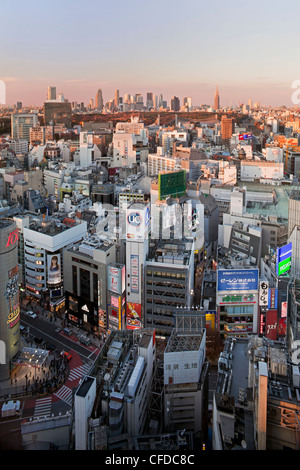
<box><xmin>259</xmin><ymin>281</ymin><xmax>269</xmax><ymax>307</ymax></box>
<box><xmin>130</xmin><ymin>255</ymin><xmax>139</xmax><ymax>293</ymax></box>
<box><xmin>126</xmin><ymin>204</ymin><xmax>150</xmax><ymax>241</ymax></box>
<box><xmin>47</xmin><ymin>254</ymin><xmax>61</xmax><ymax>285</ymax></box>
<box><xmin>239</xmin><ymin>133</ymin><xmax>252</xmax><ymax>141</ymax></box>
<box><xmin>281</xmin><ymin>301</ymin><xmax>287</xmax><ymax>318</ymax></box>
<box><xmin>268</xmin><ymin>288</ymin><xmax>278</xmax><ymax>310</ymax></box>
<box><xmin>107</xmin><ymin>264</ymin><xmax>124</xmax><ymax>295</ymax></box>
<box><xmin>126</xmin><ymin>302</ymin><xmax>142</xmax><ymax>330</ymax></box>
<box><xmin>276</xmin><ymin>243</ymin><xmax>292</xmax><ymax>276</ymax></box>
<box><xmin>217</xmin><ymin>269</ymin><xmax>259</xmax><ymax>292</ymax></box>
<box><xmin>266</xmin><ymin>310</ymin><xmax>278</xmax><ymax>340</ymax></box>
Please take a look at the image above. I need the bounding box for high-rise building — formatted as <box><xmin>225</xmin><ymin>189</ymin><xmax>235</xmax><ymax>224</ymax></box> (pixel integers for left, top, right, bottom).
<box><xmin>47</xmin><ymin>86</ymin><xmax>56</xmax><ymax>101</ymax></box>
<box><xmin>43</xmin><ymin>100</ymin><xmax>72</xmax><ymax>127</ymax></box>
<box><xmin>11</xmin><ymin>112</ymin><xmax>39</xmax><ymax>142</ymax></box>
<box><xmin>170</xmin><ymin>96</ymin><xmax>180</xmax><ymax>112</ymax></box>
<box><xmin>221</xmin><ymin>115</ymin><xmax>235</xmax><ymax>142</ymax></box>
<box><xmin>214</xmin><ymin>85</ymin><xmax>220</xmax><ymax>110</ymax></box>
<box><xmin>114</xmin><ymin>89</ymin><xmax>120</xmax><ymax>110</ymax></box>
<box><xmin>0</xmin><ymin>218</ymin><xmax>20</xmax><ymax>381</ymax></box>
<box><xmin>95</xmin><ymin>89</ymin><xmax>103</xmax><ymax>110</ymax></box>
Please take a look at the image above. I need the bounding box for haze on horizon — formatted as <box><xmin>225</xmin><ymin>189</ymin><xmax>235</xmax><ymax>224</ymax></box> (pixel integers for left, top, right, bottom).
<box><xmin>1</xmin><ymin>0</ymin><xmax>299</xmax><ymax>108</ymax></box>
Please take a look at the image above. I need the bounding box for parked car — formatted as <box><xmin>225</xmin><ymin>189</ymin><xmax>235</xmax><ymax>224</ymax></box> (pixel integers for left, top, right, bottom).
<box><xmin>60</xmin><ymin>351</ymin><xmax>72</xmax><ymax>361</ymax></box>
<box><xmin>79</xmin><ymin>335</ymin><xmax>91</xmax><ymax>346</ymax></box>
<box><xmin>26</xmin><ymin>311</ymin><xmax>37</xmax><ymax>319</ymax></box>
<box><xmin>63</xmin><ymin>327</ymin><xmax>72</xmax><ymax>336</ymax></box>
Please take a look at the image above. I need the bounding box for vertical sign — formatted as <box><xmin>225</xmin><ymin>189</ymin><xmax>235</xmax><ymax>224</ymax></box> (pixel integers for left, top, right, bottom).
<box><xmin>259</xmin><ymin>281</ymin><xmax>269</xmax><ymax>307</ymax></box>
<box><xmin>130</xmin><ymin>255</ymin><xmax>139</xmax><ymax>293</ymax></box>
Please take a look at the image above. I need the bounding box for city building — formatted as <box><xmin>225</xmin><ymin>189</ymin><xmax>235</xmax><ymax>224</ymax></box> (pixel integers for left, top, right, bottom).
<box><xmin>43</xmin><ymin>99</ymin><xmax>72</xmax><ymax>128</ymax></box>
<box><xmin>221</xmin><ymin>116</ymin><xmax>235</xmax><ymax>143</ymax></box>
<box><xmin>47</xmin><ymin>86</ymin><xmax>56</xmax><ymax>101</ymax></box>
<box><xmin>213</xmin><ymin>336</ymin><xmax>300</xmax><ymax>450</ymax></box>
<box><xmin>144</xmin><ymin>238</ymin><xmax>195</xmax><ymax>336</ymax></box>
<box><xmin>11</xmin><ymin>112</ymin><xmax>39</xmax><ymax>142</ymax></box>
<box><xmin>214</xmin><ymin>86</ymin><xmax>220</xmax><ymax>110</ymax></box>
<box><xmin>95</xmin><ymin>89</ymin><xmax>103</xmax><ymax>111</ymax></box>
<box><xmin>23</xmin><ymin>214</ymin><xmax>87</xmax><ymax>316</ymax></box>
<box><xmin>0</xmin><ymin>218</ymin><xmax>20</xmax><ymax>381</ymax></box>
<box><xmin>63</xmin><ymin>237</ymin><xmax>117</xmax><ymax>333</ymax></box>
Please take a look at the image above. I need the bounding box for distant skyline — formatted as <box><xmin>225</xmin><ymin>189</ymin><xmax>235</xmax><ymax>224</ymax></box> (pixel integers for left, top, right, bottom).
<box><xmin>1</xmin><ymin>0</ymin><xmax>300</xmax><ymax>107</ymax></box>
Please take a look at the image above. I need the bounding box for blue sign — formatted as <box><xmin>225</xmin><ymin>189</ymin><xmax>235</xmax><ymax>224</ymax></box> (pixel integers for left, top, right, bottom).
<box><xmin>276</xmin><ymin>243</ymin><xmax>292</xmax><ymax>276</ymax></box>
<box><xmin>217</xmin><ymin>269</ymin><xmax>259</xmax><ymax>292</ymax></box>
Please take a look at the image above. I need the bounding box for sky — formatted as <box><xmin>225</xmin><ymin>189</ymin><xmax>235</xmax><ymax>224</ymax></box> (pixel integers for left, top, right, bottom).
<box><xmin>1</xmin><ymin>0</ymin><xmax>300</xmax><ymax>107</ymax></box>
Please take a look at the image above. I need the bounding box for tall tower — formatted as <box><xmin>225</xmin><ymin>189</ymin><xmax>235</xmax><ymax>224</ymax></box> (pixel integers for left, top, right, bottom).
<box><xmin>214</xmin><ymin>85</ymin><xmax>220</xmax><ymax>110</ymax></box>
<box><xmin>0</xmin><ymin>219</ymin><xmax>20</xmax><ymax>381</ymax></box>
<box><xmin>114</xmin><ymin>89</ymin><xmax>120</xmax><ymax>110</ymax></box>
<box><xmin>95</xmin><ymin>89</ymin><xmax>103</xmax><ymax>111</ymax></box>
<box><xmin>47</xmin><ymin>86</ymin><xmax>56</xmax><ymax>101</ymax></box>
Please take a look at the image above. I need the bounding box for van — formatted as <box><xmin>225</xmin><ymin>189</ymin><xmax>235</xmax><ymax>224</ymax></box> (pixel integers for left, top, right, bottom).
<box><xmin>64</xmin><ymin>327</ymin><xmax>72</xmax><ymax>336</ymax></box>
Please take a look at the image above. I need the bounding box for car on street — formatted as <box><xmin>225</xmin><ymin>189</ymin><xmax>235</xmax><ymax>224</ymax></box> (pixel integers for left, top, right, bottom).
<box><xmin>79</xmin><ymin>335</ymin><xmax>91</xmax><ymax>346</ymax></box>
<box><xmin>26</xmin><ymin>311</ymin><xmax>37</xmax><ymax>319</ymax></box>
<box><xmin>60</xmin><ymin>350</ymin><xmax>72</xmax><ymax>361</ymax></box>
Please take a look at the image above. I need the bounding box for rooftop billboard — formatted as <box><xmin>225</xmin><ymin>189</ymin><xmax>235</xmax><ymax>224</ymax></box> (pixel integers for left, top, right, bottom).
<box><xmin>276</xmin><ymin>243</ymin><xmax>292</xmax><ymax>276</ymax></box>
<box><xmin>217</xmin><ymin>268</ymin><xmax>259</xmax><ymax>292</ymax></box>
<box><xmin>158</xmin><ymin>170</ymin><xmax>186</xmax><ymax>200</ymax></box>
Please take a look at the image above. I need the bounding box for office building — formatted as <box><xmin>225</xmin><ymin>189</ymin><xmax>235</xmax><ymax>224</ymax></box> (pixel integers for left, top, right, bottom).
<box><xmin>95</xmin><ymin>89</ymin><xmax>103</xmax><ymax>111</ymax></box>
<box><xmin>163</xmin><ymin>318</ymin><xmax>209</xmax><ymax>438</ymax></box>
<box><xmin>144</xmin><ymin>238</ymin><xmax>194</xmax><ymax>336</ymax></box>
<box><xmin>43</xmin><ymin>99</ymin><xmax>72</xmax><ymax>128</ymax></box>
<box><xmin>214</xmin><ymin>86</ymin><xmax>220</xmax><ymax>110</ymax></box>
<box><xmin>63</xmin><ymin>237</ymin><xmax>116</xmax><ymax>333</ymax></box>
<box><xmin>23</xmin><ymin>215</ymin><xmax>87</xmax><ymax>316</ymax></box>
<box><xmin>213</xmin><ymin>336</ymin><xmax>300</xmax><ymax>450</ymax></box>
<box><xmin>170</xmin><ymin>96</ymin><xmax>180</xmax><ymax>112</ymax></box>
<box><xmin>221</xmin><ymin>116</ymin><xmax>235</xmax><ymax>143</ymax></box>
<box><xmin>11</xmin><ymin>112</ymin><xmax>39</xmax><ymax>142</ymax></box>
<box><xmin>47</xmin><ymin>86</ymin><xmax>56</xmax><ymax>101</ymax></box>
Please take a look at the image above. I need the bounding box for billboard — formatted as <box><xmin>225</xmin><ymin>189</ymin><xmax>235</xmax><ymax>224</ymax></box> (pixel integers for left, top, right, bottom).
<box><xmin>126</xmin><ymin>302</ymin><xmax>142</xmax><ymax>330</ymax></box>
<box><xmin>259</xmin><ymin>281</ymin><xmax>269</xmax><ymax>307</ymax></box>
<box><xmin>158</xmin><ymin>170</ymin><xmax>186</xmax><ymax>200</ymax></box>
<box><xmin>276</xmin><ymin>243</ymin><xmax>292</xmax><ymax>276</ymax></box>
<box><xmin>107</xmin><ymin>264</ymin><xmax>125</xmax><ymax>295</ymax></box>
<box><xmin>266</xmin><ymin>310</ymin><xmax>278</xmax><ymax>340</ymax></box>
<box><xmin>126</xmin><ymin>205</ymin><xmax>150</xmax><ymax>241</ymax></box>
<box><xmin>239</xmin><ymin>133</ymin><xmax>252</xmax><ymax>140</ymax></box>
<box><xmin>268</xmin><ymin>288</ymin><xmax>278</xmax><ymax>310</ymax></box>
<box><xmin>130</xmin><ymin>255</ymin><xmax>139</xmax><ymax>293</ymax></box>
<box><xmin>47</xmin><ymin>254</ymin><xmax>61</xmax><ymax>284</ymax></box>
<box><xmin>217</xmin><ymin>269</ymin><xmax>259</xmax><ymax>292</ymax></box>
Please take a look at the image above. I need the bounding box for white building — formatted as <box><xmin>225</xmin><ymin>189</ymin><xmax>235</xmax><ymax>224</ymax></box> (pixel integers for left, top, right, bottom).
<box><xmin>73</xmin><ymin>132</ymin><xmax>102</xmax><ymax>168</ymax></box>
<box><xmin>74</xmin><ymin>376</ymin><xmax>96</xmax><ymax>450</ymax></box>
<box><xmin>240</xmin><ymin>161</ymin><xmax>284</xmax><ymax>182</ymax></box>
<box><xmin>23</xmin><ymin>216</ymin><xmax>87</xmax><ymax>304</ymax></box>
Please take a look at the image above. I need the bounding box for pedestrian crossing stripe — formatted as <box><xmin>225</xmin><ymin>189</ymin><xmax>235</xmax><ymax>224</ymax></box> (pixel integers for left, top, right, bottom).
<box><xmin>54</xmin><ymin>385</ymin><xmax>73</xmax><ymax>406</ymax></box>
<box><xmin>34</xmin><ymin>396</ymin><xmax>52</xmax><ymax>418</ymax></box>
<box><xmin>68</xmin><ymin>363</ymin><xmax>91</xmax><ymax>381</ymax></box>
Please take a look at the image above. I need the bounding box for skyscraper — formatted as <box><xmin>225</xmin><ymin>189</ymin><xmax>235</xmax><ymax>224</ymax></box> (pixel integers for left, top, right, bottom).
<box><xmin>114</xmin><ymin>89</ymin><xmax>120</xmax><ymax>110</ymax></box>
<box><xmin>95</xmin><ymin>89</ymin><xmax>103</xmax><ymax>111</ymax></box>
<box><xmin>214</xmin><ymin>85</ymin><xmax>220</xmax><ymax>110</ymax></box>
<box><xmin>170</xmin><ymin>96</ymin><xmax>180</xmax><ymax>112</ymax></box>
<box><xmin>221</xmin><ymin>115</ymin><xmax>235</xmax><ymax>142</ymax></box>
<box><xmin>47</xmin><ymin>86</ymin><xmax>56</xmax><ymax>101</ymax></box>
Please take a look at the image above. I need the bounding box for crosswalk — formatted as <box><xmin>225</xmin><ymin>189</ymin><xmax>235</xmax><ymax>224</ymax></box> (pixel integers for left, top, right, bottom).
<box><xmin>54</xmin><ymin>385</ymin><xmax>73</xmax><ymax>406</ymax></box>
<box><xmin>34</xmin><ymin>396</ymin><xmax>52</xmax><ymax>419</ymax></box>
<box><xmin>68</xmin><ymin>363</ymin><xmax>91</xmax><ymax>382</ymax></box>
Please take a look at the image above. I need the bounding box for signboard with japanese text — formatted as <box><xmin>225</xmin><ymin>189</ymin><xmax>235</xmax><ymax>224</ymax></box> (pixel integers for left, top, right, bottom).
<box><xmin>217</xmin><ymin>269</ymin><xmax>259</xmax><ymax>292</ymax></box>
